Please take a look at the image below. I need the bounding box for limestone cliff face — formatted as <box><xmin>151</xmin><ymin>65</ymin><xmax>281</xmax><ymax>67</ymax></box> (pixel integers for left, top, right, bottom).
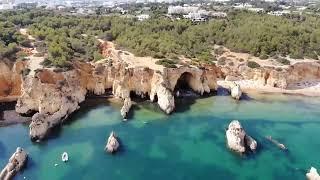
<box><xmin>15</xmin><ymin>60</ymin><xmax>219</xmax><ymax>141</ymax></box>
<box><xmin>223</xmin><ymin>62</ymin><xmax>320</xmax><ymax>89</ymax></box>
<box><xmin>0</xmin><ymin>61</ymin><xmax>27</xmax><ymax>101</ymax></box>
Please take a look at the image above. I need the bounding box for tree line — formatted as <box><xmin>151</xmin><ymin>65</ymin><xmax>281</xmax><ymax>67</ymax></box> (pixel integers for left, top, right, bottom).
<box><xmin>0</xmin><ymin>10</ymin><xmax>319</xmax><ymax>67</ymax></box>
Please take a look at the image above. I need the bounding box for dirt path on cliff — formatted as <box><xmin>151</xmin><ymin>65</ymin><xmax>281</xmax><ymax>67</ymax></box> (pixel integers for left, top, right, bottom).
<box><xmin>98</xmin><ymin>39</ymin><xmax>164</xmax><ymax>71</ymax></box>
<box><xmin>20</xmin><ymin>28</ymin><xmax>45</xmax><ymax>76</ymax></box>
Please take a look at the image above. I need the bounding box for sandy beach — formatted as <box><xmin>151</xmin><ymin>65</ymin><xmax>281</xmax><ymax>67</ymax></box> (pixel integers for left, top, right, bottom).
<box><xmin>218</xmin><ymin>80</ymin><xmax>320</xmax><ymax>97</ymax></box>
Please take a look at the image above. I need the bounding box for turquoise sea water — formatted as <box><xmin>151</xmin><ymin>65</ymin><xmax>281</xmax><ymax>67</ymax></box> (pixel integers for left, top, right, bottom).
<box><xmin>1</xmin><ymin>93</ymin><xmax>320</xmax><ymax>180</ymax></box>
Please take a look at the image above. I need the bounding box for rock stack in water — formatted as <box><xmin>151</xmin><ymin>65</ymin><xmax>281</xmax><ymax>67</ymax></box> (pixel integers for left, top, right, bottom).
<box><xmin>306</xmin><ymin>167</ymin><xmax>320</xmax><ymax>180</ymax></box>
<box><xmin>229</xmin><ymin>82</ymin><xmax>242</xmax><ymax>100</ymax></box>
<box><xmin>120</xmin><ymin>98</ymin><xmax>132</xmax><ymax>120</ymax></box>
<box><xmin>105</xmin><ymin>131</ymin><xmax>120</xmax><ymax>153</ymax></box>
<box><xmin>226</xmin><ymin>120</ymin><xmax>257</xmax><ymax>154</ymax></box>
<box><xmin>0</xmin><ymin>147</ymin><xmax>28</xmax><ymax>180</ymax></box>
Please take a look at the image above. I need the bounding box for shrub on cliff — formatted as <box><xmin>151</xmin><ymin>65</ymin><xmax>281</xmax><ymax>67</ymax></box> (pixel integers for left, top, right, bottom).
<box><xmin>247</xmin><ymin>61</ymin><xmax>261</xmax><ymax>69</ymax></box>
<box><xmin>259</xmin><ymin>54</ymin><xmax>269</xmax><ymax>60</ymax></box>
<box><xmin>276</xmin><ymin>58</ymin><xmax>290</xmax><ymax>65</ymax></box>
<box><xmin>156</xmin><ymin>59</ymin><xmax>177</xmax><ymax>68</ymax></box>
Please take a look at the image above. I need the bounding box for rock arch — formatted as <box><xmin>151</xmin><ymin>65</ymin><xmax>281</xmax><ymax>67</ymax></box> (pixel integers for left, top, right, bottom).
<box><xmin>174</xmin><ymin>72</ymin><xmax>196</xmax><ymax>96</ymax></box>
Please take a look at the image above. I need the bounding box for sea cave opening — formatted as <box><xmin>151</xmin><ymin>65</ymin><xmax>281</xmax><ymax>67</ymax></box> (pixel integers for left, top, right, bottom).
<box><xmin>174</xmin><ymin>72</ymin><xmax>198</xmax><ymax>98</ymax></box>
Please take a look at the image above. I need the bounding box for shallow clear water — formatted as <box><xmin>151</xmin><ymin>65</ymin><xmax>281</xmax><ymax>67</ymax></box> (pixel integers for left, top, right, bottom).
<box><xmin>1</xmin><ymin>93</ymin><xmax>320</xmax><ymax>180</ymax></box>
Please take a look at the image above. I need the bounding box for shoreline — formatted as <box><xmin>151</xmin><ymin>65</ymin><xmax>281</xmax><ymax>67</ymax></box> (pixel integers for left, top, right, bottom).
<box><xmin>1</xmin><ymin>80</ymin><xmax>320</xmax><ymax>127</ymax></box>
<box><xmin>0</xmin><ymin>101</ymin><xmax>31</xmax><ymax>127</ymax></box>
<box><xmin>217</xmin><ymin>80</ymin><xmax>320</xmax><ymax>97</ymax></box>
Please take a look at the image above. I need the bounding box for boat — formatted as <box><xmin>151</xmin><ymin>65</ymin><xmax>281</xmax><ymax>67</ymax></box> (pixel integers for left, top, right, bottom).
<box><xmin>61</xmin><ymin>152</ymin><xmax>69</xmax><ymax>162</ymax></box>
<box><xmin>266</xmin><ymin>136</ymin><xmax>287</xmax><ymax>150</ymax></box>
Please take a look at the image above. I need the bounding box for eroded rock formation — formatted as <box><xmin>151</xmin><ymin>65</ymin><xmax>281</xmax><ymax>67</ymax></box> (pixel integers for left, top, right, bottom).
<box><xmin>13</xmin><ymin>56</ymin><xmax>219</xmax><ymax>141</ymax></box>
<box><xmin>222</xmin><ymin>62</ymin><xmax>320</xmax><ymax>89</ymax></box>
<box><xmin>229</xmin><ymin>82</ymin><xmax>242</xmax><ymax>100</ymax></box>
<box><xmin>120</xmin><ymin>97</ymin><xmax>132</xmax><ymax>120</ymax></box>
<box><xmin>307</xmin><ymin>167</ymin><xmax>320</xmax><ymax>180</ymax></box>
<box><xmin>105</xmin><ymin>131</ymin><xmax>120</xmax><ymax>153</ymax></box>
<box><xmin>0</xmin><ymin>61</ymin><xmax>27</xmax><ymax>102</ymax></box>
<box><xmin>226</xmin><ymin>120</ymin><xmax>257</xmax><ymax>153</ymax></box>
<box><xmin>16</xmin><ymin>70</ymin><xmax>86</xmax><ymax>141</ymax></box>
<box><xmin>0</xmin><ymin>147</ymin><xmax>28</xmax><ymax>180</ymax></box>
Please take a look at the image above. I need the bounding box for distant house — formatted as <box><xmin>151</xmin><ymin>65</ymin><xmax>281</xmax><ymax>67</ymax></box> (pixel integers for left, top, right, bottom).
<box><xmin>0</xmin><ymin>4</ymin><xmax>14</xmax><ymax>10</ymax></box>
<box><xmin>137</xmin><ymin>14</ymin><xmax>150</xmax><ymax>21</ymax></box>
<box><xmin>268</xmin><ymin>10</ymin><xmax>290</xmax><ymax>16</ymax></box>
<box><xmin>183</xmin><ymin>12</ymin><xmax>207</xmax><ymax>22</ymax></box>
<box><xmin>233</xmin><ymin>3</ymin><xmax>253</xmax><ymax>9</ymax></box>
<box><xmin>57</xmin><ymin>5</ymin><xmax>67</xmax><ymax>11</ymax></box>
<box><xmin>14</xmin><ymin>2</ymin><xmax>37</xmax><ymax>10</ymax></box>
<box><xmin>247</xmin><ymin>8</ymin><xmax>264</xmax><ymax>13</ymax></box>
<box><xmin>209</xmin><ymin>11</ymin><xmax>227</xmax><ymax>18</ymax></box>
<box><xmin>168</xmin><ymin>5</ymin><xmax>199</xmax><ymax>15</ymax></box>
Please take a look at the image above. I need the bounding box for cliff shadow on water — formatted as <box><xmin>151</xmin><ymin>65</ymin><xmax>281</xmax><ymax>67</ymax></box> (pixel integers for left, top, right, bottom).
<box><xmin>44</xmin><ymin>97</ymin><xmax>116</xmax><ymax>141</ymax></box>
<box><xmin>216</xmin><ymin>86</ymin><xmax>254</xmax><ymax>101</ymax></box>
<box><xmin>0</xmin><ymin>101</ymin><xmax>31</xmax><ymax>126</ymax></box>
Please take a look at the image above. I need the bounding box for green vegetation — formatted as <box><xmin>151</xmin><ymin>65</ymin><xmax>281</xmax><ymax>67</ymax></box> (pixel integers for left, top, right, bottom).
<box><xmin>155</xmin><ymin>59</ymin><xmax>177</xmax><ymax>68</ymax></box>
<box><xmin>247</xmin><ymin>61</ymin><xmax>261</xmax><ymax>69</ymax></box>
<box><xmin>1</xmin><ymin>10</ymin><xmax>320</xmax><ymax>67</ymax></box>
<box><xmin>276</xmin><ymin>57</ymin><xmax>291</xmax><ymax>65</ymax></box>
<box><xmin>0</xmin><ymin>21</ymin><xmax>28</xmax><ymax>60</ymax></box>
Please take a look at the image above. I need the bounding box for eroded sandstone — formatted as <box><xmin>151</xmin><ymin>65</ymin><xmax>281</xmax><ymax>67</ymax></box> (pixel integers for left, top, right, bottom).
<box><xmin>307</xmin><ymin>167</ymin><xmax>320</xmax><ymax>180</ymax></box>
<box><xmin>13</xmin><ymin>56</ymin><xmax>219</xmax><ymax>141</ymax></box>
<box><xmin>0</xmin><ymin>147</ymin><xmax>28</xmax><ymax>180</ymax></box>
<box><xmin>226</xmin><ymin>120</ymin><xmax>257</xmax><ymax>153</ymax></box>
<box><xmin>105</xmin><ymin>131</ymin><xmax>120</xmax><ymax>153</ymax></box>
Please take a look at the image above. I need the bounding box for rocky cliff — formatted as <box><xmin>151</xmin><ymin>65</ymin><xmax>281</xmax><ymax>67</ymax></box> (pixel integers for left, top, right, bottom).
<box><xmin>0</xmin><ymin>61</ymin><xmax>27</xmax><ymax>102</ymax></box>
<box><xmin>13</xmin><ymin>57</ymin><xmax>219</xmax><ymax>141</ymax></box>
<box><xmin>222</xmin><ymin>61</ymin><xmax>320</xmax><ymax>89</ymax></box>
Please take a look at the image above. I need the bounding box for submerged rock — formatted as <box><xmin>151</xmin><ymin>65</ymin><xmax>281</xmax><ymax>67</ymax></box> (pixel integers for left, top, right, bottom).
<box><xmin>0</xmin><ymin>147</ymin><xmax>28</xmax><ymax>180</ymax></box>
<box><xmin>120</xmin><ymin>97</ymin><xmax>132</xmax><ymax>120</ymax></box>
<box><xmin>226</xmin><ymin>120</ymin><xmax>257</xmax><ymax>153</ymax></box>
<box><xmin>105</xmin><ymin>131</ymin><xmax>120</xmax><ymax>153</ymax></box>
<box><xmin>229</xmin><ymin>82</ymin><xmax>242</xmax><ymax>100</ymax></box>
<box><xmin>307</xmin><ymin>167</ymin><xmax>320</xmax><ymax>180</ymax></box>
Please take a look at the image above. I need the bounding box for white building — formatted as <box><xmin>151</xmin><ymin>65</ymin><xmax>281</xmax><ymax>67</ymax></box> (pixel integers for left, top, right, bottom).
<box><xmin>210</xmin><ymin>11</ymin><xmax>227</xmax><ymax>18</ymax></box>
<box><xmin>137</xmin><ymin>14</ymin><xmax>150</xmax><ymax>21</ymax></box>
<box><xmin>0</xmin><ymin>0</ymin><xmax>14</xmax><ymax>10</ymax></box>
<box><xmin>247</xmin><ymin>8</ymin><xmax>264</xmax><ymax>13</ymax></box>
<box><xmin>183</xmin><ymin>12</ymin><xmax>206</xmax><ymax>22</ymax></box>
<box><xmin>233</xmin><ymin>3</ymin><xmax>253</xmax><ymax>9</ymax></box>
<box><xmin>268</xmin><ymin>10</ymin><xmax>290</xmax><ymax>16</ymax></box>
<box><xmin>168</xmin><ymin>5</ymin><xmax>199</xmax><ymax>15</ymax></box>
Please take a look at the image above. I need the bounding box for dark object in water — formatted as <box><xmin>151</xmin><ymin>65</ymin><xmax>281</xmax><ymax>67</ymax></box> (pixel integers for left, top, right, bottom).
<box><xmin>266</xmin><ymin>136</ymin><xmax>287</xmax><ymax>150</ymax></box>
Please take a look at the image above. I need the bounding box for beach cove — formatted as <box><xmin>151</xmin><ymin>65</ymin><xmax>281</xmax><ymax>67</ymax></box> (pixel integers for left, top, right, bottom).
<box><xmin>1</xmin><ymin>92</ymin><xmax>320</xmax><ymax>180</ymax></box>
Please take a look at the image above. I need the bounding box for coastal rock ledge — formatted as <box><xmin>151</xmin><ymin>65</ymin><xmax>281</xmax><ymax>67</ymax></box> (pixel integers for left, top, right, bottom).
<box><xmin>226</xmin><ymin>120</ymin><xmax>257</xmax><ymax>153</ymax></box>
<box><xmin>0</xmin><ymin>147</ymin><xmax>28</xmax><ymax>180</ymax></box>
<box><xmin>13</xmin><ymin>57</ymin><xmax>219</xmax><ymax>141</ymax></box>
<box><xmin>307</xmin><ymin>167</ymin><xmax>320</xmax><ymax>180</ymax></box>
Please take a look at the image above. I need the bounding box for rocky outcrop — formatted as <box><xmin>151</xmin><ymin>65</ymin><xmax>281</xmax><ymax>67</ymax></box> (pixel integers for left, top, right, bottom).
<box><xmin>16</xmin><ymin>70</ymin><xmax>86</xmax><ymax>141</ymax></box>
<box><xmin>14</xmin><ymin>56</ymin><xmax>219</xmax><ymax>141</ymax></box>
<box><xmin>0</xmin><ymin>147</ymin><xmax>28</xmax><ymax>180</ymax></box>
<box><xmin>307</xmin><ymin>167</ymin><xmax>320</xmax><ymax>180</ymax></box>
<box><xmin>105</xmin><ymin>131</ymin><xmax>120</xmax><ymax>153</ymax></box>
<box><xmin>222</xmin><ymin>62</ymin><xmax>320</xmax><ymax>89</ymax></box>
<box><xmin>226</xmin><ymin>120</ymin><xmax>257</xmax><ymax>153</ymax></box>
<box><xmin>0</xmin><ymin>61</ymin><xmax>27</xmax><ymax>102</ymax></box>
<box><xmin>229</xmin><ymin>82</ymin><xmax>242</xmax><ymax>100</ymax></box>
<box><xmin>120</xmin><ymin>97</ymin><xmax>132</xmax><ymax>120</ymax></box>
